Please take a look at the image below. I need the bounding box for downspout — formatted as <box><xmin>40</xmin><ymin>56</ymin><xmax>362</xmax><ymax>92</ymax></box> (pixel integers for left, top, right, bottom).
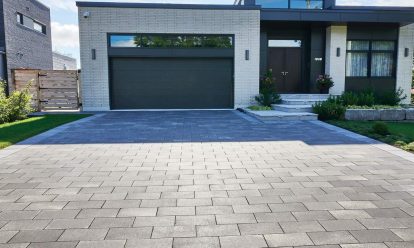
<box><xmin>0</xmin><ymin>49</ymin><xmax>7</xmax><ymax>95</ymax></box>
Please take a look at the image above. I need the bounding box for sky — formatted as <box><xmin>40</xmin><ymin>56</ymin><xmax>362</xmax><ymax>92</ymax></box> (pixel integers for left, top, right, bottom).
<box><xmin>38</xmin><ymin>0</ymin><xmax>414</xmax><ymax>68</ymax></box>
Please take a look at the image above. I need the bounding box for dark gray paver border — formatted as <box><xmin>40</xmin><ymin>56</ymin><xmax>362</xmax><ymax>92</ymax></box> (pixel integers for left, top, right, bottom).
<box><xmin>1</xmin><ymin>112</ymin><xmax>414</xmax><ymax>163</ymax></box>
<box><xmin>0</xmin><ymin>114</ymin><xmax>104</xmax><ymax>159</ymax></box>
<box><xmin>311</xmin><ymin>120</ymin><xmax>414</xmax><ymax>163</ymax></box>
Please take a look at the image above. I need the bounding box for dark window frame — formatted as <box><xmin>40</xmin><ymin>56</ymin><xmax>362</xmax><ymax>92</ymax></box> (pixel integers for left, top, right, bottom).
<box><xmin>16</xmin><ymin>12</ymin><xmax>47</xmax><ymax>35</ymax></box>
<box><xmin>346</xmin><ymin>39</ymin><xmax>397</xmax><ymax>79</ymax></box>
<box><xmin>16</xmin><ymin>12</ymin><xmax>24</xmax><ymax>25</ymax></box>
<box><xmin>33</xmin><ymin>21</ymin><xmax>47</xmax><ymax>35</ymax></box>
<box><xmin>109</xmin><ymin>33</ymin><xmax>234</xmax><ymax>49</ymax></box>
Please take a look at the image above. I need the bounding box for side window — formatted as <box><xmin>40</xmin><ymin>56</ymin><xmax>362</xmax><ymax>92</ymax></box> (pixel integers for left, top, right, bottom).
<box><xmin>371</xmin><ymin>41</ymin><xmax>395</xmax><ymax>77</ymax></box>
<box><xmin>16</xmin><ymin>13</ymin><xmax>24</xmax><ymax>25</ymax></box>
<box><xmin>346</xmin><ymin>40</ymin><xmax>396</xmax><ymax>78</ymax></box>
<box><xmin>16</xmin><ymin>12</ymin><xmax>47</xmax><ymax>35</ymax></box>
<box><xmin>34</xmin><ymin>21</ymin><xmax>46</xmax><ymax>35</ymax></box>
<box><xmin>346</xmin><ymin>41</ymin><xmax>369</xmax><ymax>77</ymax></box>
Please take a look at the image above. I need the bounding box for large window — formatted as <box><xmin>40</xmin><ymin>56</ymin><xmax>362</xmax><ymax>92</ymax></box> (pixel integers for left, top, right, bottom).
<box><xmin>346</xmin><ymin>40</ymin><xmax>395</xmax><ymax>78</ymax></box>
<box><xmin>16</xmin><ymin>12</ymin><xmax>47</xmax><ymax>35</ymax></box>
<box><xmin>109</xmin><ymin>34</ymin><xmax>233</xmax><ymax>48</ymax></box>
<box><xmin>256</xmin><ymin>0</ymin><xmax>323</xmax><ymax>9</ymax></box>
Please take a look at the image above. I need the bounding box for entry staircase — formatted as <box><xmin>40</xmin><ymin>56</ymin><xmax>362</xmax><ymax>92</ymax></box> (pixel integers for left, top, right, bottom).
<box><xmin>270</xmin><ymin>94</ymin><xmax>330</xmax><ymax>120</ymax></box>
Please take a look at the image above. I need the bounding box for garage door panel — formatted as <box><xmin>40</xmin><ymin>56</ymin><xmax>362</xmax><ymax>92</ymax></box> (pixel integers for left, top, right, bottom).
<box><xmin>110</xmin><ymin>57</ymin><xmax>233</xmax><ymax>109</ymax></box>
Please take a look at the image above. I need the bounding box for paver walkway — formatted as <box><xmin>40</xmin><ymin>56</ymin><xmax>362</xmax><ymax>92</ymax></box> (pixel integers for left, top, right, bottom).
<box><xmin>1</xmin><ymin>111</ymin><xmax>414</xmax><ymax>248</ymax></box>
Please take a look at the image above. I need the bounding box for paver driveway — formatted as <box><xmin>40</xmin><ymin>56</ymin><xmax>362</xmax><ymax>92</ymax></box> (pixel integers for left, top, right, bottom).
<box><xmin>1</xmin><ymin>111</ymin><xmax>414</xmax><ymax>248</ymax></box>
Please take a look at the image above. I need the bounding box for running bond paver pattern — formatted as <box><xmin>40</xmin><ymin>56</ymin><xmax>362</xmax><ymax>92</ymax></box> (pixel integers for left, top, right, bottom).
<box><xmin>1</xmin><ymin>111</ymin><xmax>414</xmax><ymax>248</ymax></box>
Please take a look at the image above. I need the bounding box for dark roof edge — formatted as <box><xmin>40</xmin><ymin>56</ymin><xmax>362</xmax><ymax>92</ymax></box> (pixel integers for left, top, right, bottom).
<box><xmin>76</xmin><ymin>1</ymin><xmax>261</xmax><ymax>10</ymax></box>
<box><xmin>333</xmin><ymin>5</ymin><xmax>414</xmax><ymax>11</ymax></box>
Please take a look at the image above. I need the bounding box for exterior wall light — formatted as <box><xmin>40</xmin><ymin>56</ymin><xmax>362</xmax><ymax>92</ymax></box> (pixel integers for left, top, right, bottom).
<box><xmin>92</xmin><ymin>49</ymin><xmax>96</xmax><ymax>60</ymax></box>
<box><xmin>245</xmin><ymin>50</ymin><xmax>250</xmax><ymax>60</ymax></box>
<box><xmin>405</xmin><ymin>48</ymin><xmax>410</xmax><ymax>57</ymax></box>
<box><xmin>336</xmin><ymin>47</ymin><xmax>341</xmax><ymax>57</ymax></box>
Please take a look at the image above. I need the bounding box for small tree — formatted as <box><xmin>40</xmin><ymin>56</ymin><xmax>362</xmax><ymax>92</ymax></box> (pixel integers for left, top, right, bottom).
<box><xmin>255</xmin><ymin>69</ymin><xmax>281</xmax><ymax>107</ymax></box>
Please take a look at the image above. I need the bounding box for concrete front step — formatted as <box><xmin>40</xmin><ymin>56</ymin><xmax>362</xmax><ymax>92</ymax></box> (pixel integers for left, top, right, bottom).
<box><xmin>281</xmin><ymin>99</ymin><xmax>324</xmax><ymax>106</ymax></box>
<box><xmin>241</xmin><ymin>108</ymin><xmax>318</xmax><ymax>121</ymax></box>
<box><xmin>272</xmin><ymin>104</ymin><xmax>313</xmax><ymax>113</ymax></box>
<box><xmin>280</xmin><ymin>94</ymin><xmax>330</xmax><ymax>100</ymax></box>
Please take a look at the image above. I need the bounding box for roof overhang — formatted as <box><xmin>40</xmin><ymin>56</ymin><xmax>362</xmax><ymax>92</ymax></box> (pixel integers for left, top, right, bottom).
<box><xmin>76</xmin><ymin>1</ymin><xmax>261</xmax><ymax>10</ymax></box>
<box><xmin>261</xmin><ymin>8</ymin><xmax>414</xmax><ymax>25</ymax></box>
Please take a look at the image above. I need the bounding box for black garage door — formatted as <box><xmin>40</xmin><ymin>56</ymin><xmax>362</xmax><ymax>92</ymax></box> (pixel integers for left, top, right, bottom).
<box><xmin>110</xmin><ymin>57</ymin><xmax>234</xmax><ymax>109</ymax></box>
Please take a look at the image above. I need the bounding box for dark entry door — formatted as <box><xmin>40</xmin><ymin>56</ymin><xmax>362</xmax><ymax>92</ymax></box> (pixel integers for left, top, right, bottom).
<box><xmin>110</xmin><ymin>57</ymin><xmax>234</xmax><ymax>109</ymax></box>
<box><xmin>268</xmin><ymin>47</ymin><xmax>302</xmax><ymax>93</ymax></box>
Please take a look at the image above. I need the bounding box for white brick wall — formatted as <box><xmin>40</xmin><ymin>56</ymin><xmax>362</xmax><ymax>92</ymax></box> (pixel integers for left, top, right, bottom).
<box><xmin>325</xmin><ymin>25</ymin><xmax>347</xmax><ymax>95</ymax></box>
<box><xmin>78</xmin><ymin>6</ymin><xmax>260</xmax><ymax>111</ymax></box>
<box><xmin>396</xmin><ymin>24</ymin><xmax>414</xmax><ymax>104</ymax></box>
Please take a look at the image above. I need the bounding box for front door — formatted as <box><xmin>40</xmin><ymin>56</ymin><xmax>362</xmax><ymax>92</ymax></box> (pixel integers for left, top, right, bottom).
<box><xmin>267</xmin><ymin>40</ymin><xmax>303</xmax><ymax>93</ymax></box>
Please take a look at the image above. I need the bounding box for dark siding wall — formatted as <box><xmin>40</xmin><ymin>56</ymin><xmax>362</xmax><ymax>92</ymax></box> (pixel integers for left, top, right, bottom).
<box><xmin>345</xmin><ymin>24</ymin><xmax>399</xmax><ymax>94</ymax></box>
<box><xmin>3</xmin><ymin>0</ymin><xmax>52</xmax><ymax>87</ymax></box>
<box><xmin>260</xmin><ymin>31</ymin><xmax>268</xmax><ymax>77</ymax></box>
<box><xmin>0</xmin><ymin>1</ymin><xmax>5</xmax><ymax>49</ymax></box>
<box><xmin>347</xmin><ymin>23</ymin><xmax>399</xmax><ymax>40</ymax></box>
<box><xmin>309</xmin><ymin>26</ymin><xmax>325</xmax><ymax>93</ymax></box>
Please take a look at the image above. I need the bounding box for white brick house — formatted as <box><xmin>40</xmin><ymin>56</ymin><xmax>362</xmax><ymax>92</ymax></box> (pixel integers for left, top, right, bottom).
<box><xmin>77</xmin><ymin>1</ymin><xmax>414</xmax><ymax>111</ymax></box>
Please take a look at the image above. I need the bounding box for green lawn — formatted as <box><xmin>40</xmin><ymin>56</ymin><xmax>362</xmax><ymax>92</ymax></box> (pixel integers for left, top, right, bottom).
<box><xmin>327</xmin><ymin>120</ymin><xmax>414</xmax><ymax>152</ymax></box>
<box><xmin>0</xmin><ymin>114</ymin><xmax>91</xmax><ymax>149</ymax></box>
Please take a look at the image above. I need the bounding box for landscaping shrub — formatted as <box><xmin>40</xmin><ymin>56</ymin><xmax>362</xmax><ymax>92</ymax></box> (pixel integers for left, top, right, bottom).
<box><xmin>403</xmin><ymin>142</ymin><xmax>414</xmax><ymax>152</ymax></box>
<box><xmin>372</xmin><ymin>122</ymin><xmax>390</xmax><ymax>136</ymax></box>
<box><xmin>255</xmin><ymin>93</ymin><xmax>281</xmax><ymax>107</ymax></box>
<box><xmin>340</xmin><ymin>91</ymin><xmax>375</xmax><ymax>107</ymax></box>
<box><xmin>375</xmin><ymin>88</ymin><xmax>407</xmax><ymax>106</ymax></box>
<box><xmin>312</xmin><ymin>97</ymin><xmax>346</xmax><ymax>120</ymax></box>
<box><xmin>0</xmin><ymin>80</ymin><xmax>33</xmax><ymax>124</ymax></box>
<box><xmin>248</xmin><ymin>105</ymin><xmax>272</xmax><ymax>111</ymax></box>
<box><xmin>255</xmin><ymin>70</ymin><xmax>281</xmax><ymax>107</ymax></box>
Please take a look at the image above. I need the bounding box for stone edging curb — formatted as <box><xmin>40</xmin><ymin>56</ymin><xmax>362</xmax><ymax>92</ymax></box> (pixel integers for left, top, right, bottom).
<box><xmin>0</xmin><ymin>114</ymin><xmax>105</xmax><ymax>159</ymax></box>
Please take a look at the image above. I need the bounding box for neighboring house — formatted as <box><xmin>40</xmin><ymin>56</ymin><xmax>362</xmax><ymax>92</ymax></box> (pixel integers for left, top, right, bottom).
<box><xmin>53</xmin><ymin>52</ymin><xmax>77</xmax><ymax>70</ymax></box>
<box><xmin>77</xmin><ymin>0</ymin><xmax>414</xmax><ymax>111</ymax></box>
<box><xmin>0</xmin><ymin>0</ymin><xmax>53</xmax><ymax>91</ymax></box>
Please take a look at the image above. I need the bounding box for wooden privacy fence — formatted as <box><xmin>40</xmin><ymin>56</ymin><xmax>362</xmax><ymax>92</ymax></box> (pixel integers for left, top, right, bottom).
<box><xmin>12</xmin><ymin>69</ymin><xmax>81</xmax><ymax>111</ymax></box>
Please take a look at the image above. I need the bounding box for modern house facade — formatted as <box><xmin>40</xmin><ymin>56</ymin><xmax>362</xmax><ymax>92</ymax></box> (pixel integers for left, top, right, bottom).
<box><xmin>53</xmin><ymin>52</ymin><xmax>77</xmax><ymax>70</ymax></box>
<box><xmin>77</xmin><ymin>0</ymin><xmax>414</xmax><ymax>111</ymax></box>
<box><xmin>0</xmin><ymin>0</ymin><xmax>53</xmax><ymax>91</ymax></box>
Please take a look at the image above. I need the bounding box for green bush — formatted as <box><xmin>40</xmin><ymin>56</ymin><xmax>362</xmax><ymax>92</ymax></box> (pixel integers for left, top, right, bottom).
<box><xmin>248</xmin><ymin>105</ymin><xmax>272</xmax><ymax>111</ymax></box>
<box><xmin>372</xmin><ymin>122</ymin><xmax>390</xmax><ymax>136</ymax></box>
<box><xmin>312</xmin><ymin>98</ymin><xmax>346</xmax><ymax>120</ymax></box>
<box><xmin>403</xmin><ymin>142</ymin><xmax>414</xmax><ymax>152</ymax></box>
<box><xmin>255</xmin><ymin>93</ymin><xmax>281</xmax><ymax>107</ymax></box>
<box><xmin>0</xmin><ymin>80</ymin><xmax>33</xmax><ymax>124</ymax></box>
<box><xmin>340</xmin><ymin>91</ymin><xmax>375</xmax><ymax>107</ymax></box>
<box><xmin>375</xmin><ymin>88</ymin><xmax>407</xmax><ymax>106</ymax></box>
<box><xmin>255</xmin><ymin>70</ymin><xmax>281</xmax><ymax>107</ymax></box>
<box><xmin>340</xmin><ymin>92</ymin><xmax>359</xmax><ymax>106</ymax></box>
<box><xmin>346</xmin><ymin>105</ymin><xmax>403</xmax><ymax>110</ymax></box>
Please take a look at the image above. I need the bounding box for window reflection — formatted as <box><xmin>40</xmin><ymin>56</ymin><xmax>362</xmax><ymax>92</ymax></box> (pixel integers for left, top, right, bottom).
<box><xmin>257</xmin><ymin>0</ymin><xmax>324</xmax><ymax>9</ymax></box>
<box><xmin>110</xmin><ymin>34</ymin><xmax>233</xmax><ymax>48</ymax></box>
